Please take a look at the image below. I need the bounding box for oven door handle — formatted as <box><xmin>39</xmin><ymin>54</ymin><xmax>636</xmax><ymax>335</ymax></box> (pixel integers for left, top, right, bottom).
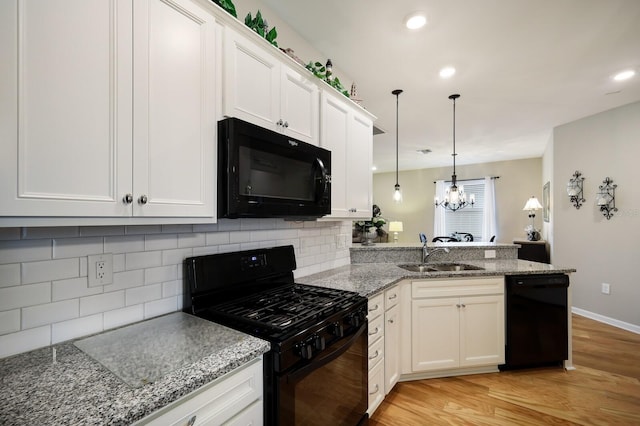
<box><xmin>286</xmin><ymin>321</ymin><xmax>366</xmax><ymax>384</ymax></box>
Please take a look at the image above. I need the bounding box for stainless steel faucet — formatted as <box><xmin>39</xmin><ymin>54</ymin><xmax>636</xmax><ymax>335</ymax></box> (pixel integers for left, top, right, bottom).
<box><xmin>422</xmin><ymin>240</ymin><xmax>450</xmax><ymax>263</ymax></box>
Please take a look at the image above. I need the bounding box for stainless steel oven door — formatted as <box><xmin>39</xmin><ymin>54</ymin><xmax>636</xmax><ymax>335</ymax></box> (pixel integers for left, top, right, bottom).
<box><xmin>277</xmin><ymin>322</ymin><xmax>368</xmax><ymax>426</ymax></box>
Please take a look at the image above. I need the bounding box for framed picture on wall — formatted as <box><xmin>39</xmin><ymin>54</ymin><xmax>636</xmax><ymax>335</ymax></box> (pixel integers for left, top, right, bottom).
<box><xmin>543</xmin><ymin>181</ymin><xmax>550</xmax><ymax>222</ymax></box>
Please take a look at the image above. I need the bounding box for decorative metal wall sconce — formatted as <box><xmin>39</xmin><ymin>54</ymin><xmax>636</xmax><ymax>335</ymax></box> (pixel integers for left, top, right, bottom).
<box><xmin>566</xmin><ymin>171</ymin><xmax>585</xmax><ymax>209</ymax></box>
<box><xmin>596</xmin><ymin>177</ymin><xmax>617</xmax><ymax>220</ymax></box>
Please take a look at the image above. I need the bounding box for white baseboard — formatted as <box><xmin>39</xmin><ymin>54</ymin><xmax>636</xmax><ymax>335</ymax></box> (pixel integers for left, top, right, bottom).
<box><xmin>572</xmin><ymin>307</ymin><xmax>640</xmax><ymax>335</ymax></box>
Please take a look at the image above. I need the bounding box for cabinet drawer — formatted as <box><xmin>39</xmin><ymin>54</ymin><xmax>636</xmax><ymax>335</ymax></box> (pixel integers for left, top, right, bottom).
<box><xmin>368</xmin><ymin>335</ymin><xmax>384</xmax><ymax>370</ymax></box>
<box><xmin>367</xmin><ymin>356</ymin><xmax>385</xmax><ymax>416</ymax></box>
<box><xmin>368</xmin><ymin>314</ymin><xmax>384</xmax><ymax>346</ymax></box>
<box><xmin>385</xmin><ymin>286</ymin><xmax>399</xmax><ymax>310</ymax></box>
<box><xmin>368</xmin><ymin>293</ymin><xmax>384</xmax><ymax>320</ymax></box>
<box><xmin>137</xmin><ymin>359</ymin><xmax>262</xmax><ymax>426</ymax></box>
<box><xmin>412</xmin><ymin>277</ymin><xmax>504</xmax><ymax>298</ymax></box>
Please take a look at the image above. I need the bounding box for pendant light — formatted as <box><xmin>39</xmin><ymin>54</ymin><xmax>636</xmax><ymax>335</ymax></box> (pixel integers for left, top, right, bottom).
<box><xmin>434</xmin><ymin>93</ymin><xmax>474</xmax><ymax>211</ymax></box>
<box><xmin>392</xmin><ymin>89</ymin><xmax>403</xmax><ymax>203</ymax></box>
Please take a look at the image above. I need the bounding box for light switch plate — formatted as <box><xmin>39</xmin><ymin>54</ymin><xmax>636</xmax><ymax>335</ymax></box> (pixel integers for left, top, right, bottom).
<box><xmin>88</xmin><ymin>253</ymin><xmax>113</xmax><ymax>287</ymax></box>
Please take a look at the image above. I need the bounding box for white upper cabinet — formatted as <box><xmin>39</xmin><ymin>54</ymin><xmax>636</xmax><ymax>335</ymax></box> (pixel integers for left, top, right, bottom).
<box><xmin>223</xmin><ymin>27</ymin><xmax>319</xmax><ymax>145</ymax></box>
<box><xmin>0</xmin><ymin>0</ymin><xmax>216</xmax><ymax>222</ymax></box>
<box><xmin>320</xmin><ymin>90</ymin><xmax>373</xmax><ymax>219</ymax></box>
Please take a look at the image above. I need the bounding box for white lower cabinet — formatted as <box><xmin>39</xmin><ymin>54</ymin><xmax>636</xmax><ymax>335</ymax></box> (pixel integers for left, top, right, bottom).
<box><xmin>410</xmin><ymin>277</ymin><xmax>505</xmax><ymax>374</ymax></box>
<box><xmin>135</xmin><ymin>358</ymin><xmax>263</xmax><ymax>426</ymax></box>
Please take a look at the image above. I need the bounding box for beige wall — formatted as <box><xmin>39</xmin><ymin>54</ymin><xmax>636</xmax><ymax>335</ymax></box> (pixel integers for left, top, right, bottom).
<box><xmin>551</xmin><ymin>101</ymin><xmax>640</xmax><ymax>329</ymax></box>
<box><xmin>372</xmin><ymin>158</ymin><xmax>542</xmax><ymax>244</ymax></box>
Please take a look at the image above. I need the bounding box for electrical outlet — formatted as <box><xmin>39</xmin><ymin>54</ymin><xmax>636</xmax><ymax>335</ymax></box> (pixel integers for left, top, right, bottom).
<box><xmin>601</xmin><ymin>283</ymin><xmax>611</xmax><ymax>295</ymax></box>
<box><xmin>88</xmin><ymin>254</ymin><xmax>113</xmax><ymax>287</ymax></box>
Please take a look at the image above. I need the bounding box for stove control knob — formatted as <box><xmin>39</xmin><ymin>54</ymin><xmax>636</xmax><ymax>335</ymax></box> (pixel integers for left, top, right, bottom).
<box><xmin>347</xmin><ymin>313</ymin><xmax>361</xmax><ymax>328</ymax></box>
<box><xmin>297</xmin><ymin>342</ymin><xmax>313</xmax><ymax>360</ymax></box>
<box><xmin>314</xmin><ymin>335</ymin><xmax>326</xmax><ymax>351</ymax></box>
<box><xmin>330</xmin><ymin>322</ymin><xmax>344</xmax><ymax>338</ymax></box>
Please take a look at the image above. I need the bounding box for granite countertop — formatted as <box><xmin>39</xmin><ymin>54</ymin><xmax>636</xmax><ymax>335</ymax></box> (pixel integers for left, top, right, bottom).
<box><xmin>297</xmin><ymin>259</ymin><xmax>576</xmax><ymax>298</ymax></box>
<box><xmin>0</xmin><ymin>312</ymin><xmax>269</xmax><ymax>425</ymax></box>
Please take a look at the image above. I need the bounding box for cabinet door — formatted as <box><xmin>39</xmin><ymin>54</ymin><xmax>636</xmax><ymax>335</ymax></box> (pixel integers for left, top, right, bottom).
<box><xmin>320</xmin><ymin>91</ymin><xmax>350</xmax><ymax>217</ymax></box>
<box><xmin>459</xmin><ymin>295</ymin><xmax>505</xmax><ymax>367</ymax></box>
<box><xmin>223</xmin><ymin>27</ymin><xmax>279</xmax><ymax>131</ymax></box>
<box><xmin>0</xmin><ymin>0</ymin><xmax>133</xmax><ymax>217</ymax></box>
<box><xmin>384</xmin><ymin>303</ymin><xmax>400</xmax><ymax>394</ymax></box>
<box><xmin>280</xmin><ymin>66</ymin><xmax>319</xmax><ymax>145</ymax></box>
<box><xmin>411</xmin><ymin>297</ymin><xmax>460</xmax><ymax>371</ymax></box>
<box><xmin>133</xmin><ymin>0</ymin><xmax>215</xmax><ymax>217</ymax></box>
<box><xmin>347</xmin><ymin>111</ymin><xmax>373</xmax><ymax>218</ymax></box>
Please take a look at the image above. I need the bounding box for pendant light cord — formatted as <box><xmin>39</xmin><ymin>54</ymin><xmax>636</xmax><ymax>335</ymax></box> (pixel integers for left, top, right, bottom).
<box><xmin>449</xmin><ymin>94</ymin><xmax>460</xmax><ymax>184</ymax></box>
<box><xmin>396</xmin><ymin>92</ymin><xmax>399</xmax><ymax>186</ymax></box>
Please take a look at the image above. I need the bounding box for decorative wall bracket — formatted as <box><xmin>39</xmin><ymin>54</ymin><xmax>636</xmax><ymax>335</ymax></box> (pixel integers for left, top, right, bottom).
<box><xmin>596</xmin><ymin>177</ymin><xmax>617</xmax><ymax>220</ymax></box>
<box><xmin>566</xmin><ymin>171</ymin><xmax>585</xmax><ymax>209</ymax></box>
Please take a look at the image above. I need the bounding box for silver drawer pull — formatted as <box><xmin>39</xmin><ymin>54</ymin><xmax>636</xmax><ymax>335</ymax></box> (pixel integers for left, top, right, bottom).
<box><xmin>388</xmin><ymin>293</ymin><xmax>397</xmax><ymax>300</ymax></box>
<box><xmin>187</xmin><ymin>415</ymin><xmax>197</xmax><ymax>426</ymax></box>
<box><xmin>368</xmin><ymin>304</ymin><xmax>379</xmax><ymax>312</ymax></box>
<box><xmin>388</xmin><ymin>319</ymin><xmax>394</xmax><ymax>324</ymax></box>
<box><xmin>369</xmin><ymin>384</ymin><xmax>379</xmax><ymax>395</ymax></box>
<box><xmin>368</xmin><ymin>327</ymin><xmax>380</xmax><ymax>336</ymax></box>
<box><xmin>368</xmin><ymin>350</ymin><xmax>379</xmax><ymax>360</ymax></box>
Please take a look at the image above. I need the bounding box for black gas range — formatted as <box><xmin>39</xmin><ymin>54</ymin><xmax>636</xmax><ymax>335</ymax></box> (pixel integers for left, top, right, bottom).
<box><xmin>184</xmin><ymin>245</ymin><xmax>368</xmax><ymax>426</ymax></box>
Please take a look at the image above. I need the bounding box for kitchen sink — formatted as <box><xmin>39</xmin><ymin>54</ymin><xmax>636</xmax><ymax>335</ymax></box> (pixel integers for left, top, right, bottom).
<box><xmin>398</xmin><ymin>263</ymin><xmax>485</xmax><ymax>273</ymax></box>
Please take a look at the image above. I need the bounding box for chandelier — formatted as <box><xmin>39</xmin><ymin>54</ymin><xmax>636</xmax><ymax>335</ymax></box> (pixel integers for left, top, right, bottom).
<box><xmin>435</xmin><ymin>94</ymin><xmax>474</xmax><ymax>211</ymax></box>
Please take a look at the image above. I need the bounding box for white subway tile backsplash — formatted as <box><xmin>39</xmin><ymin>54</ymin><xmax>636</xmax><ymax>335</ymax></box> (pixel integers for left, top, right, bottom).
<box><xmin>0</xmin><ymin>239</ymin><xmax>52</xmax><ymax>264</ymax></box>
<box><xmin>0</xmin><ymin>227</ymin><xmax>21</xmax><ymax>241</ymax></box>
<box><xmin>145</xmin><ymin>265</ymin><xmax>177</xmax><ymax>285</ymax></box>
<box><xmin>22</xmin><ymin>299</ymin><xmax>79</xmax><ymax>329</ymax></box>
<box><xmin>0</xmin><ymin>282</ymin><xmax>51</xmax><ymax>311</ymax></box>
<box><xmin>22</xmin><ymin>258</ymin><xmax>79</xmax><ymax>284</ymax></box>
<box><xmin>161</xmin><ymin>224</ymin><xmax>193</xmax><ymax>234</ymax></box>
<box><xmin>0</xmin><ymin>326</ymin><xmax>51</xmax><ymax>358</ymax></box>
<box><xmin>80</xmin><ymin>291</ymin><xmax>125</xmax><ymax>316</ymax></box>
<box><xmin>22</xmin><ymin>227</ymin><xmax>79</xmax><ymax>240</ymax></box>
<box><xmin>193</xmin><ymin>223</ymin><xmax>218</xmax><ymax>233</ymax></box>
<box><xmin>216</xmin><ymin>219</ymin><xmax>241</xmax><ymax>232</ymax></box>
<box><xmin>52</xmin><ymin>314</ymin><xmax>103</xmax><ymax>344</ymax></box>
<box><xmin>104</xmin><ymin>235</ymin><xmax>145</xmax><ymax>254</ymax></box>
<box><xmin>192</xmin><ymin>246</ymin><xmax>219</xmax><ymax>256</ymax></box>
<box><xmin>52</xmin><ymin>277</ymin><xmax>101</xmax><ymax>301</ymax></box>
<box><xmin>205</xmin><ymin>231</ymin><xmax>230</xmax><ymax>246</ymax></box>
<box><xmin>104</xmin><ymin>269</ymin><xmax>144</xmax><ymax>292</ymax></box>
<box><xmin>145</xmin><ymin>234</ymin><xmax>178</xmax><ymax>251</ymax></box>
<box><xmin>126</xmin><ymin>284</ymin><xmax>161</xmax><ymax>306</ymax></box>
<box><xmin>0</xmin><ymin>264</ymin><xmax>20</xmax><ymax>288</ymax></box>
<box><xmin>126</xmin><ymin>225</ymin><xmax>162</xmax><ymax>235</ymax></box>
<box><xmin>145</xmin><ymin>297</ymin><xmax>177</xmax><ymax>319</ymax></box>
<box><xmin>178</xmin><ymin>233</ymin><xmax>205</xmax><ymax>248</ymax></box>
<box><xmin>125</xmin><ymin>251</ymin><xmax>162</xmax><ymax>270</ymax></box>
<box><xmin>0</xmin><ymin>310</ymin><xmax>20</xmax><ymax>335</ymax></box>
<box><xmin>230</xmin><ymin>231</ymin><xmax>251</xmax><ymax>244</ymax></box>
<box><xmin>79</xmin><ymin>226</ymin><xmax>126</xmax><ymax>237</ymax></box>
<box><xmin>162</xmin><ymin>280</ymin><xmax>181</xmax><ymax>298</ymax></box>
<box><xmin>103</xmin><ymin>305</ymin><xmax>144</xmax><ymax>330</ymax></box>
<box><xmin>53</xmin><ymin>237</ymin><xmax>103</xmax><ymax>259</ymax></box>
<box><xmin>161</xmin><ymin>248</ymin><xmax>193</xmax><ymax>266</ymax></box>
<box><xmin>113</xmin><ymin>254</ymin><xmax>125</xmax><ymax>272</ymax></box>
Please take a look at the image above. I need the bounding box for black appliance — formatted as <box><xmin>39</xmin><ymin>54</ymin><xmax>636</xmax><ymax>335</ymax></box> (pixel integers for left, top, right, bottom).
<box><xmin>218</xmin><ymin>117</ymin><xmax>331</xmax><ymax>219</ymax></box>
<box><xmin>184</xmin><ymin>245</ymin><xmax>368</xmax><ymax>426</ymax></box>
<box><xmin>501</xmin><ymin>274</ymin><xmax>569</xmax><ymax>369</ymax></box>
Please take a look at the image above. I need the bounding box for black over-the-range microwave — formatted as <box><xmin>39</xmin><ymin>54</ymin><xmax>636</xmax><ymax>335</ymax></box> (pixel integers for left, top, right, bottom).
<box><xmin>217</xmin><ymin>117</ymin><xmax>331</xmax><ymax>219</ymax></box>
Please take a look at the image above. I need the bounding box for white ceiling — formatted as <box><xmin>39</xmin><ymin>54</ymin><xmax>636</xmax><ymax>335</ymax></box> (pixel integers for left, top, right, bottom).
<box><xmin>261</xmin><ymin>0</ymin><xmax>640</xmax><ymax>173</ymax></box>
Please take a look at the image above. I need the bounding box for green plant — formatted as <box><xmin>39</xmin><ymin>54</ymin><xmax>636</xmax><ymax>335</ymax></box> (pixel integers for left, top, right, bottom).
<box><xmin>305</xmin><ymin>61</ymin><xmax>350</xmax><ymax>97</ymax></box>
<box><xmin>211</xmin><ymin>0</ymin><xmax>237</xmax><ymax>18</ymax></box>
<box><xmin>245</xmin><ymin>11</ymin><xmax>278</xmax><ymax>47</ymax></box>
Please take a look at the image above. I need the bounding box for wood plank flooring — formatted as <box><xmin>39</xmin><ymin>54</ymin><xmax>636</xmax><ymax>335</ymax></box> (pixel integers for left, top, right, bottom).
<box><xmin>370</xmin><ymin>314</ymin><xmax>640</xmax><ymax>425</ymax></box>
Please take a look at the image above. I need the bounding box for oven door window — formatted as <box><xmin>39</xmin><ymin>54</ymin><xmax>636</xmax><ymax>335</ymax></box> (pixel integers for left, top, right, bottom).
<box><xmin>278</xmin><ymin>327</ymin><xmax>368</xmax><ymax>426</ymax></box>
<box><xmin>239</xmin><ymin>146</ymin><xmax>317</xmax><ymax>201</ymax></box>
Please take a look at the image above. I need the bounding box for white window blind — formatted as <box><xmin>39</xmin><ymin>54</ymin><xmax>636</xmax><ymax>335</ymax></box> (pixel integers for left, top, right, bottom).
<box><xmin>444</xmin><ymin>179</ymin><xmax>485</xmax><ymax>241</ymax></box>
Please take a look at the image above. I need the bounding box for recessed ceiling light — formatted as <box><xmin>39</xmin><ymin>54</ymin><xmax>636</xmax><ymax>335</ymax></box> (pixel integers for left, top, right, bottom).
<box><xmin>417</xmin><ymin>149</ymin><xmax>432</xmax><ymax>154</ymax></box>
<box><xmin>613</xmin><ymin>70</ymin><xmax>636</xmax><ymax>81</ymax></box>
<box><xmin>371</xmin><ymin>165</ymin><xmax>377</xmax><ymax>171</ymax></box>
<box><xmin>439</xmin><ymin>67</ymin><xmax>456</xmax><ymax>79</ymax></box>
<box><xmin>405</xmin><ymin>13</ymin><xmax>427</xmax><ymax>30</ymax></box>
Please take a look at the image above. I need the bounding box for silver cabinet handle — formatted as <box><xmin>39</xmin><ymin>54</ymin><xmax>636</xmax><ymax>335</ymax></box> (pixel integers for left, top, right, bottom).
<box><xmin>369</xmin><ymin>384</ymin><xmax>379</xmax><ymax>395</ymax></box>
<box><xmin>456</xmin><ymin>303</ymin><xmax>466</xmax><ymax>308</ymax></box>
<box><xmin>461</xmin><ymin>303</ymin><xmax>466</xmax><ymax>308</ymax></box>
<box><xmin>456</xmin><ymin>303</ymin><xmax>461</xmax><ymax>308</ymax></box>
<box><xmin>388</xmin><ymin>319</ymin><xmax>394</xmax><ymax>324</ymax></box>
<box><xmin>283</xmin><ymin>121</ymin><xmax>289</xmax><ymax>128</ymax></box>
<box><xmin>368</xmin><ymin>327</ymin><xmax>380</xmax><ymax>336</ymax></box>
<box><xmin>368</xmin><ymin>350</ymin><xmax>379</xmax><ymax>360</ymax></box>
<box><xmin>123</xmin><ymin>194</ymin><xmax>133</xmax><ymax>204</ymax></box>
<box><xmin>138</xmin><ymin>195</ymin><xmax>148</xmax><ymax>205</ymax></box>
<box><xmin>276</xmin><ymin>119</ymin><xmax>283</xmax><ymax>126</ymax></box>
<box><xmin>388</xmin><ymin>293</ymin><xmax>397</xmax><ymax>300</ymax></box>
<box><xmin>368</xmin><ymin>304</ymin><xmax>379</xmax><ymax>312</ymax></box>
<box><xmin>187</xmin><ymin>415</ymin><xmax>197</xmax><ymax>426</ymax></box>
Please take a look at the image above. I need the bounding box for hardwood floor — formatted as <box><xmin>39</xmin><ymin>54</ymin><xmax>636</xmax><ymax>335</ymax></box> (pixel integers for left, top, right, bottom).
<box><xmin>370</xmin><ymin>314</ymin><xmax>640</xmax><ymax>425</ymax></box>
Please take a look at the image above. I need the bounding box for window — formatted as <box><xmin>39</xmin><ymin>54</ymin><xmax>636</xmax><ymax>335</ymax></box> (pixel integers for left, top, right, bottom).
<box><xmin>443</xmin><ymin>179</ymin><xmax>485</xmax><ymax>241</ymax></box>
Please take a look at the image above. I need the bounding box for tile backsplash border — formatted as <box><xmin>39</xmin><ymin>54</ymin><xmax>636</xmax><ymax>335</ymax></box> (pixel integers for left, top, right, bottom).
<box><xmin>0</xmin><ymin>219</ymin><xmax>352</xmax><ymax>359</ymax></box>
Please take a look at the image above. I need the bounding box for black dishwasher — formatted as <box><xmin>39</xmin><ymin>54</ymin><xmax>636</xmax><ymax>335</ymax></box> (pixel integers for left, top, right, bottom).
<box><xmin>500</xmin><ymin>274</ymin><xmax>569</xmax><ymax>369</ymax></box>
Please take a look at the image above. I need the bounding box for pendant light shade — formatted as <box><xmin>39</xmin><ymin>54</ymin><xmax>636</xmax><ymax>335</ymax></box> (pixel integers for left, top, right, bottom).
<box><xmin>392</xmin><ymin>89</ymin><xmax>403</xmax><ymax>203</ymax></box>
<box><xmin>434</xmin><ymin>93</ymin><xmax>474</xmax><ymax>212</ymax></box>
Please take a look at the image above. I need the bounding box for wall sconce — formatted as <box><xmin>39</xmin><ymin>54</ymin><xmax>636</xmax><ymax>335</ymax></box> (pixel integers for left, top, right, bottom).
<box><xmin>388</xmin><ymin>221</ymin><xmax>403</xmax><ymax>243</ymax></box>
<box><xmin>596</xmin><ymin>177</ymin><xmax>617</xmax><ymax>220</ymax></box>
<box><xmin>566</xmin><ymin>171</ymin><xmax>585</xmax><ymax>209</ymax></box>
